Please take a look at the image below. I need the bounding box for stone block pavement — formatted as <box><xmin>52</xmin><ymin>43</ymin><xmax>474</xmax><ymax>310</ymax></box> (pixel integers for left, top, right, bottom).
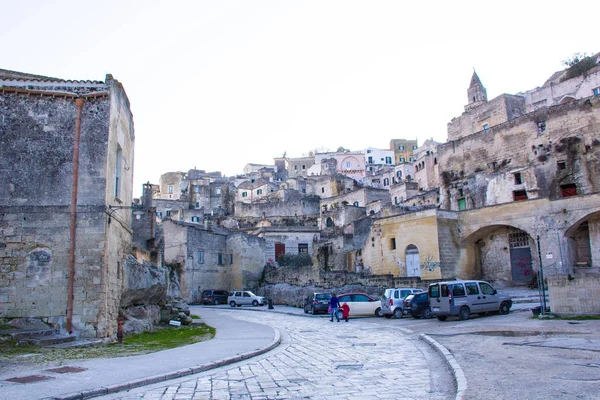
<box><xmin>99</xmin><ymin>308</ymin><xmax>448</xmax><ymax>400</ymax></box>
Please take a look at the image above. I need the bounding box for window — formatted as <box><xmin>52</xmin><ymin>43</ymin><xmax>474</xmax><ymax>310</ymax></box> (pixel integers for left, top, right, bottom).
<box><xmin>368</xmin><ymin>156</ymin><xmax>373</xmax><ymax>164</ymax></box>
<box><xmin>399</xmin><ymin>157</ymin><xmax>405</xmax><ymax>162</ymax></box>
<box><xmin>412</xmin><ymin>145</ymin><xmax>417</xmax><ymax>150</ymax></box>
<box><xmin>398</xmin><ymin>145</ymin><xmax>404</xmax><ymax>150</ymax></box>
<box><xmin>513</xmin><ymin>190</ymin><xmax>528</xmax><ymax>201</ymax></box>
<box><xmin>385</xmin><ymin>156</ymin><xmax>392</xmax><ymax>164</ymax></box>
<box><xmin>197</xmin><ymin>251</ymin><xmax>204</xmax><ymax>264</ymax></box>
<box><xmin>302</xmin><ymin>165</ymin><xmax>306</xmax><ymax>169</ymax></box>
<box><xmin>168</xmin><ymin>185</ymin><xmax>173</xmax><ymax>194</ymax></box>
<box><xmin>216</xmin><ymin>188</ymin><xmax>221</xmax><ymax>194</ymax></box>
<box><xmin>383</xmin><ymin>178</ymin><xmax>390</xmax><ymax>186</ymax></box>
<box><xmin>561</xmin><ymin>183</ymin><xmax>577</xmax><ymax>198</ymax></box>
<box><xmin>302</xmin><ymin>188</ymin><xmax>306</xmax><ymax>193</ymax></box>
<box><xmin>321</xmin><ymin>187</ymin><xmax>325</xmax><ymax>193</ymax></box>
<box><xmin>194</xmin><ymin>186</ymin><xmax>199</xmax><ymax>193</ymax></box>
<box><xmin>191</xmin><ymin>216</ymin><xmax>200</xmax><ymax>222</ymax></box>
<box><xmin>450</xmin><ymin>284</ymin><xmax>466</xmax><ymax>297</ymax></box>
<box><xmin>217</xmin><ymin>253</ymin><xmax>224</xmax><ymax>265</ymax></box>
<box><xmin>156</xmin><ymin>211</ymin><xmax>162</xmax><ymax>217</ymax></box>
<box><xmin>353</xmin><ymin>201</ymin><xmax>359</xmax><ymax>206</ymax></box>
<box><xmin>593</xmin><ymin>87</ymin><xmax>600</xmax><ymax>96</ymax></box>
<box><xmin>367</xmin><ymin>149</ymin><xmax>372</xmax><ymax>153</ymax></box>
<box><xmin>409</xmin><ymin>157</ymin><xmax>414</xmax><ymax>162</ymax></box>
<box><xmin>390</xmin><ymin>238</ymin><xmax>396</xmax><ymax>250</ymax></box>
<box><xmin>465</xmin><ymin>282</ymin><xmax>480</xmax><ymax>295</ymax></box>
<box><xmin>483</xmin><ymin>124</ymin><xmax>489</xmax><ymax>130</ymax></box>
<box><xmin>115</xmin><ymin>146</ymin><xmax>122</xmax><ymax>199</ymax></box>
<box><xmin>298</xmin><ymin>243</ymin><xmax>308</xmax><ymax>254</ymax></box>
<box><xmin>394</xmin><ymin>196</ymin><xmax>398</xmax><ymax>205</ymax></box>
<box><xmin>458</xmin><ymin>198</ymin><xmax>466</xmax><ymax>210</ymax></box>
<box><xmin>256</xmin><ymin>189</ymin><xmax>263</xmax><ymax>195</ymax></box>
<box><xmin>537</xmin><ymin>121</ymin><xmax>547</xmax><ymax>134</ymax></box>
<box><xmin>557</xmin><ymin>161</ymin><xmax>566</xmax><ymax>170</ymax></box>
<box><xmin>229</xmin><ymin>254</ymin><xmax>233</xmax><ymax>264</ymax></box>
<box><xmin>242</xmin><ymin>192</ymin><xmax>248</xmax><ymax>198</ymax></box>
<box><xmin>397</xmin><ymin>171</ymin><xmax>402</xmax><ymax>178</ymax></box>
<box><xmin>345</xmin><ymin>162</ymin><xmax>351</xmax><ymax>168</ymax></box>
<box><xmin>480</xmin><ymin>282</ymin><xmax>495</xmax><ymax>295</ymax></box>
<box><xmin>514</xmin><ymin>172</ymin><xmax>522</xmax><ymax>185</ymax></box>
<box><xmin>294</xmin><ymin>165</ymin><xmax>298</xmax><ymax>170</ymax></box>
<box><xmin>166</xmin><ymin>210</ymin><xmax>171</xmax><ymax>217</ymax></box>
<box><xmin>195</xmin><ymin>202</ymin><xmax>200</xmax><ymax>208</ymax></box>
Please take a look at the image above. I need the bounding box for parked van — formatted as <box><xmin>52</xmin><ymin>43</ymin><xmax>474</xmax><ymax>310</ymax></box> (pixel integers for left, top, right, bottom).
<box><xmin>380</xmin><ymin>287</ymin><xmax>422</xmax><ymax>319</ymax></box>
<box><xmin>428</xmin><ymin>280</ymin><xmax>512</xmax><ymax>321</ymax></box>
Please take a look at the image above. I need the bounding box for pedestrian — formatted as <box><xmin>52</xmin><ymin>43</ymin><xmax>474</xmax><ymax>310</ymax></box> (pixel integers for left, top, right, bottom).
<box><xmin>329</xmin><ymin>293</ymin><xmax>340</xmax><ymax>322</ymax></box>
<box><xmin>340</xmin><ymin>302</ymin><xmax>350</xmax><ymax>322</ymax></box>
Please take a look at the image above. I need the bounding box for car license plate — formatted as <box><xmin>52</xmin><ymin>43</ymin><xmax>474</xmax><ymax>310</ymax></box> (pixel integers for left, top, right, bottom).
<box><xmin>432</xmin><ymin>307</ymin><xmax>439</xmax><ymax>312</ymax></box>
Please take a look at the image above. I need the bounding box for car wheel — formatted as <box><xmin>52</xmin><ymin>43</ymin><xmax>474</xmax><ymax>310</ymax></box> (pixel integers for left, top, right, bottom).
<box><xmin>229</xmin><ymin>301</ymin><xmax>236</xmax><ymax>307</ymax></box>
<box><xmin>499</xmin><ymin>302</ymin><xmax>510</xmax><ymax>315</ymax></box>
<box><xmin>375</xmin><ymin>307</ymin><xmax>383</xmax><ymax>317</ymax></box>
<box><xmin>311</xmin><ymin>305</ymin><xmax>316</xmax><ymax>315</ymax></box>
<box><xmin>459</xmin><ymin>306</ymin><xmax>471</xmax><ymax>321</ymax></box>
<box><xmin>393</xmin><ymin>308</ymin><xmax>403</xmax><ymax>319</ymax></box>
<box><xmin>252</xmin><ymin>300</ymin><xmax>259</xmax><ymax>307</ymax></box>
<box><xmin>437</xmin><ymin>316</ymin><xmax>447</xmax><ymax>321</ymax></box>
<box><xmin>421</xmin><ymin>307</ymin><xmax>433</xmax><ymax>319</ymax></box>
<box><xmin>214</xmin><ymin>299</ymin><xmax>220</xmax><ymax>305</ymax></box>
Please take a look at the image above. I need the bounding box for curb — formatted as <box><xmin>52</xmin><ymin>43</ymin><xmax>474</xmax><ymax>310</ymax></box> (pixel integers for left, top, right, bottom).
<box><xmin>419</xmin><ymin>333</ymin><xmax>467</xmax><ymax>400</ymax></box>
<box><xmin>51</xmin><ymin>328</ymin><xmax>282</xmax><ymax>400</ymax></box>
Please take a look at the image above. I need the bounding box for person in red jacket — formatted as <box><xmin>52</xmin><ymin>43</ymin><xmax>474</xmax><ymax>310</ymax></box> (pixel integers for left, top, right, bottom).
<box><xmin>340</xmin><ymin>302</ymin><xmax>350</xmax><ymax>322</ymax></box>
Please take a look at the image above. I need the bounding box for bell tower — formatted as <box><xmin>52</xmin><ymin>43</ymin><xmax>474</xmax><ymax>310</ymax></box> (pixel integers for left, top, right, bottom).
<box><xmin>466</xmin><ymin>70</ymin><xmax>487</xmax><ymax>110</ymax></box>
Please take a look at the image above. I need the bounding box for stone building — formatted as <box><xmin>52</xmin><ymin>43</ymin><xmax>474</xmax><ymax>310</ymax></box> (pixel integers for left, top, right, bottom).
<box><xmin>287</xmin><ymin>157</ymin><xmax>316</xmax><ymax>178</ymax></box>
<box><xmin>390</xmin><ymin>138</ymin><xmax>418</xmax><ymax>164</ymax></box>
<box><xmin>156</xmin><ymin>172</ymin><xmax>186</xmax><ymax>200</ymax></box>
<box><xmin>0</xmin><ymin>69</ymin><xmax>135</xmax><ymax>337</ymax></box>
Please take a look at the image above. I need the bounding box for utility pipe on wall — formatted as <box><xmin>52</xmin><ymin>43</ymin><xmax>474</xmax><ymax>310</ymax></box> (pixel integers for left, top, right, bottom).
<box><xmin>66</xmin><ymin>98</ymin><xmax>84</xmax><ymax>334</ymax></box>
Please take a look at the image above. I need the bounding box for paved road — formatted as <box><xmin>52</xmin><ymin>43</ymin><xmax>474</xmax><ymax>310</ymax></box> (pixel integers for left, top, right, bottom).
<box><xmin>100</xmin><ymin>307</ymin><xmax>455</xmax><ymax>400</ymax></box>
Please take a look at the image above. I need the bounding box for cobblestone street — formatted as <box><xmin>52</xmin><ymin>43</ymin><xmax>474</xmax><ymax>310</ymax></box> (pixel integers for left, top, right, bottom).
<box><xmin>102</xmin><ymin>309</ymin><xmax>453</xmax><ymax>400</ymax></box>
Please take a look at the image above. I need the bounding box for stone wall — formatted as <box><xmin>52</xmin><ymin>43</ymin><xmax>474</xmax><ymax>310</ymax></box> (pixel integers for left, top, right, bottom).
<box><xmin>548</xmin><ymin>271</ymin><xmax>600</xmax><ymax>314</ymax></box>
<box><xmin>234</xmin><ymin>198</ymin><xmax>320</xmax><ymax>219</ymax></box>
<box><xmin>439</xmin><ymin>96</ymin><xmax>600</xmax><ymax>210</ymax></box>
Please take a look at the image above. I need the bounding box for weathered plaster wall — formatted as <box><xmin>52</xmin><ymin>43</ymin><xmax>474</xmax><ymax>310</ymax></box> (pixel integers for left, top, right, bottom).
<box><xmin>234</xmin><ymin>198</ymin><xmax>320</xmax><ymax>218</ymax></box>
<box><xmin>227</xmin><ymin>233</ymin><xmax>265</xmax><ymax>291</ymax></box>
<box><xmin>548</xmin><ymin>272</ymin><xmax>600</xmax><ymax>314</ymax></box>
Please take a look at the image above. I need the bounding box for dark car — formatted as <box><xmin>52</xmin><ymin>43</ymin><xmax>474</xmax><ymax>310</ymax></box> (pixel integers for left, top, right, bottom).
<box><xmin>402</xmin><ymin>292</ymin><xmax>433</xmax><ymax>319</ymax></box>
<box><xmin>201</xmin><ymin>289</ymin><xmax>229</xmax><ymax>305</ymax></box>
<box><xmin>304</xmin><ymin>293</ymin><xmax>332</xmax><ymax>314</ymax></box>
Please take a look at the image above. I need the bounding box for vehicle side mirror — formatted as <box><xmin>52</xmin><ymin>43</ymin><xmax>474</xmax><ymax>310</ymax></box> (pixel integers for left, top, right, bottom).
<box><xmin>493</xmin><ymin>289</ymin><xmax>497</xmax><ymax>295</ymax></box>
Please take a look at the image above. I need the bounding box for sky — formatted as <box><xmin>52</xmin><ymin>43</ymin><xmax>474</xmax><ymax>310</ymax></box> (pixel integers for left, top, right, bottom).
<box><xmin>2</xmin><ymin>1</ymin><xmax>598</xmax><ymax>197</ymax></box>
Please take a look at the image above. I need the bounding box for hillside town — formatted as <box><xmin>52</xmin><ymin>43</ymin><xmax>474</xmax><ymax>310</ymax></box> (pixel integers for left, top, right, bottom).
<box><xmin>2</xmin><ymin>53</ymin><xmax>599</xmax><ymax>343</ymax></box>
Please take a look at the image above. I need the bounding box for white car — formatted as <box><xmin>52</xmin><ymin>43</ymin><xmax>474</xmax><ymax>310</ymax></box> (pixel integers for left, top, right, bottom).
<box><xmin>337</xmin><ymin>293</ymin><xmax>382</xmax><ymax>317</ymax></box>
<box><xmin>228</xmin><ymin>290</ymin><xmax>266</xmax><ymax>307</ymax></box>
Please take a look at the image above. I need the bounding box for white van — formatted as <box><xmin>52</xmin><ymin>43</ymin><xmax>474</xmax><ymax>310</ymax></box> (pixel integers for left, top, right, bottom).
<box><xmin>428</xmin><ymin>280</ymin><xmax>512</xmax><ymax>321</ymax></box>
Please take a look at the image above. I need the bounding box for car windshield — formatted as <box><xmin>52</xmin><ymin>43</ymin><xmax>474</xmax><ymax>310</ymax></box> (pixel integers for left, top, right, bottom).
<box><xmin>316</xmin><ymin>294</ymin><xmax>331</xmax><ymax>300</ymax></box>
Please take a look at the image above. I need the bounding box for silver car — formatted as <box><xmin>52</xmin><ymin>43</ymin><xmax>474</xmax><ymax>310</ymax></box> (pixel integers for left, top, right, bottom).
<box><xmin>227</xmin><ymin>290</ymin><xmax>266</xmax><ymax>307</ymax></box>
<box><xmin>380</xmin><ymin>288</ymin><xmax>422</xmax><ymax>319</ymax></box>
<box><xmin>428</xmin><ymin>280</ymin><xmax>512</xmax><ymax>321</ymax></box>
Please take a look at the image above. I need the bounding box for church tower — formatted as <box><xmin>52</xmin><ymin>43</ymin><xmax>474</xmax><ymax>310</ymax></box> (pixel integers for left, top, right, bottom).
<box><xmin>466</xmin><ymin>70</ymin><xmax>487</xmax><ymax>110</ymax></box>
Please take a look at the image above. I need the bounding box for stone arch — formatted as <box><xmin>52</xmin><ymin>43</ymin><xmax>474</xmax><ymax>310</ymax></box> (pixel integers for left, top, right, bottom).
<box><xmin>558</xmin><ymin>95</ymin><xmax>576</xmax><ymax>104</ymax></box>
<box><xmin>564</xmin><ymin>210</ymin><xmax>600</xmax><ymax>269</ymax></box>
<box><xmin>326</xmin><ymin>217</ymin><xmax>334</xmax><ymax>228</ymax></box>
<box><xmin>461</xmin><ymin>224</ymin><xmax>539</xmax><ymax>284</ymax></box>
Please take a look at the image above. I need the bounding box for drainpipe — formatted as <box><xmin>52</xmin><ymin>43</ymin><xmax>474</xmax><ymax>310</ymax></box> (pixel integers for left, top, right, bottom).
<box><xmin>66</xmin><ymin>98</ymin><xmax>85</xmax><ymax>334</ymax></box>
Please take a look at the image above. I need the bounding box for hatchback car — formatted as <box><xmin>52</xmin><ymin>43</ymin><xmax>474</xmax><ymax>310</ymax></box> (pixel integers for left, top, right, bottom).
<box><xmin>402</xmin><ymin>292</ymin><xmax>433</xmax><ymax>319</ymax></box>
<box><xmin>428</xmin><ymin>280</ymin><xmax>512</xmax><ymax>321</ymax></box>
<box><xmin>304</xmin><ymin>293</ymin><xmax>332</xmax><ymax>314</ymax></box>
<box><xmin>336</xmin><ymin>293</ymin><xmax>382</xmax><ymax>318</ymax></box>
<box><xmin>201</xmin><ymin>289</ymin><xmax>229</xmax><ymax>305</ymax></box>
<box><xmin>380</xmin><ymin>288</ymin><xmax>422</xmax><ymax>319</ymax></box>
<box><xmin>227</xmin><ymin>290</ymin><xmax>266</xmax><ymax>307</ymax></box>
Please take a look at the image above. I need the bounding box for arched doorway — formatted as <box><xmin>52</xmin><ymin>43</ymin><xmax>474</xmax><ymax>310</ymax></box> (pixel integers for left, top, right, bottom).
<box><xmin>326</xmin><ymin>217</ymin><xmax>334</xmax><ymax>228</ymax></box>
<box><xmin>405</xmin><ymin>245</ymin><xmax>420</xmax><ymax>277</ymax></box>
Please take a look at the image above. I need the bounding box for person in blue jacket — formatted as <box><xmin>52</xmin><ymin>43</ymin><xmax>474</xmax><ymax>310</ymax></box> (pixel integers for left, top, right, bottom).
<box><xmin>329</xmin><ymin>293</ymin><xmax>340</xmax><ymax>322</ymax></box>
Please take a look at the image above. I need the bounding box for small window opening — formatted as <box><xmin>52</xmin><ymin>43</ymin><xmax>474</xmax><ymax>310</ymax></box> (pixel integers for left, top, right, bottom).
<box><xmin>483</xmin><ymin>124</ymin><xmax>489</xmax><ymax>131</ymax></box>
<box><xmin>390</xmin><ymin>238</ymin><xmax>396</xmax><ymax>250</ymax></box>
<box><xmin>557</xmin><ymin>161</ymin><xmax>566</xmax><ymax>170</ymax></box>
<box><xmin>537</xmin><ymin>121</ymin><xmax>546</xmax><ymax>134</ymax></box>
<box><xmin>513</xmin><ymin>190</ymin><xmax>528</xmax><ymax>201</ymax></box>
<box><xmin>560</xmin><ymin>183</ymin><xmax>577</xmax><ymax>198</ymax></box>
<box><xmin>514</xmin><ymin>172</ymin><xmax>522</xmax><ymax>185</ymax></box>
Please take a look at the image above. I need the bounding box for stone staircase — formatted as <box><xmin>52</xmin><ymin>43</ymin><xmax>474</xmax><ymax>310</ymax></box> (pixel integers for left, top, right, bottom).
<box><xmin>1</xmin><ymin>327</ymin><xmax>77</xmax><ymax>347</ymax></box>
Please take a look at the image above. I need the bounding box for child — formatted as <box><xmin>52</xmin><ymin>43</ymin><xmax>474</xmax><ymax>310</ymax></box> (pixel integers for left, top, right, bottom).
<box><xmin>340</xmin><ymin>302</ymin><xmax>350</xmax><ymax>322</ymax></box>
